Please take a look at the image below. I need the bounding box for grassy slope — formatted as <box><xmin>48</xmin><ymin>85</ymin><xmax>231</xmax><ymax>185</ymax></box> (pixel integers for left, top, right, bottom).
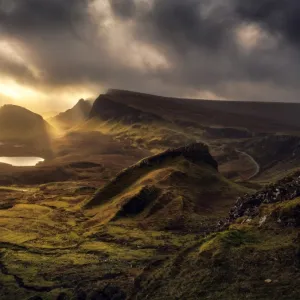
<box><xmin>1</xmin><ymin>181</ymin><xmax>300</xmax><ymax>299</ymax></box>
<box><xmin>77</xmin><ymin>116</ymin><xmax>199</xmax><ymax>154</ymax></box>
<box><xmin>0</xmin><ymin>160</ymin><xmax>300</xmax><ymax>299</ymax></box>
<box><xmin>85</xmin><ymin>144</ymin><xmax>250</xmax><ymax>231</ymax></box>
<box><xmin>76</xmin><ymin>93</ymin><xmax>300</xmax><ymax>185</ymax></box>
<box><xmin>133</xmin><ymin>197</ymin><xmax>300</xmax><ymax>300</ymax></box>
<box><xmin>105</xmin><ymin>89</ymin><xmax>300</xmax><ymax>133</ymax></box>
<box><xmin>0</xmin><ymin>181</ymin><xmax>202</xmax><ymax>299</ymax></box>
<box><xmin>85</xmin><ymin>90</ymin><xmax>300</xmax><ymax>184</ymax></box>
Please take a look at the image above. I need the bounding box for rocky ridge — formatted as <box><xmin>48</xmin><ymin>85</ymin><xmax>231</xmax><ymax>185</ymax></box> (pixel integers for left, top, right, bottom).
<box><xmin>229</xmin><ymin>171</ymin><xmax>300</xmax><ymax>221</ymax></box>
<box><xmin>86</xmin><ymin>142</ymin><xmax>218</xmax><ymax>209</ymax></box>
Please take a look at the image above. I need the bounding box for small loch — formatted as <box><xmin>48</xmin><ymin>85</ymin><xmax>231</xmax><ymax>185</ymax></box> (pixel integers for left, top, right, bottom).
<box><xmin>0</xmin><ymin>157</ymin><xmax>45</xmax><ymax>167</ymax></box>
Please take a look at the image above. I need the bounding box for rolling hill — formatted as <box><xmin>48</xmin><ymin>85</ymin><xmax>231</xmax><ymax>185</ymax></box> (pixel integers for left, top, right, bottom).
<box><xmin>73</xmin><ymin>89</ymin><xmax>300</xmax><ymax>183</ymax></box>
<box><xmin>85</xmin><ymin>143</ymin><xmax>250</xmax><ymax>231</ymax></box>
<box><xmin>0</xmin><ymin>105</ymin><xmax>53</xmax><ymax>157</ymax></box>
<box><xmin>78</xmin><ymin>93</ymin><xmax>197</xmax><ymax>152</ymax></box>
<box><xmin>133</xmin><ymin>171</ymin><xmax>300</xmax><ymax>300</ymax></box>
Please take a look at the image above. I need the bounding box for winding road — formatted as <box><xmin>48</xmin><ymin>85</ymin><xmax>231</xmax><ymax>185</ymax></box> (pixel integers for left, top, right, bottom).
<box><xmin>235</xmin><ymin>149</ymin><xmax>260</xmax><ymax>180</ymax></box>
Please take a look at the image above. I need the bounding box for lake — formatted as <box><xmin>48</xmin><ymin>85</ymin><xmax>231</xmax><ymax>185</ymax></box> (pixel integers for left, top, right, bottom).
<box><xmin>0</xmin><ymin>157</ymin><xmax>44</xmax><ymax>167</ymax></box>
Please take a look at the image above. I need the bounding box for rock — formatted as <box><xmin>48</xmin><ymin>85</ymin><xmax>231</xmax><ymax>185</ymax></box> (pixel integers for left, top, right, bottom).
<box><xmin>259</xmin><ymin>216</ymin><xmax>267</xmax><ymax>227</ymax></box>
<box><xmin>265</xmin><ymin>279</ymin><xmax>272</xmax><ymax>284</ymax></box>
<box><xmin>229</xmin><ymin>170</ymin><xmax>300</xmax><ymax>221</ymax></box>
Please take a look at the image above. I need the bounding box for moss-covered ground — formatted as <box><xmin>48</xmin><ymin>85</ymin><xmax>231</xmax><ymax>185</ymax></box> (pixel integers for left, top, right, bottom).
<box><xmin>0</xmin><ymin>181</ymin><xmax>202</xmax><ymax>299</ymax></box>
<box><xmin>1</xmin><ymin>180</ymin><xmax>300</xmax><ymax>299</ymax></box>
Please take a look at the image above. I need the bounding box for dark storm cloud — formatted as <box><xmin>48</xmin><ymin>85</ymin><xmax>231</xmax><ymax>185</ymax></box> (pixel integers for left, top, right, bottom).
<box><xmin>0</xmin><ymin>0</ymin><xmax>87</xmax><ymax>33</ymax></box>
<box><xmin>141</xmin><ymin>0</ymin><xmax>236</xmax><ymax>52</ymax></box>
<box><xmin>128</xmin><ymin>0</ymin><xmax>300</xmax><ymax>100</ymax></box>
<box><xmin>0</xmin><ymin>0</ymin><xmax>103</xmax><ymax>86</ymax></box>
<box><xmin>235</xmin><ymin>0</ymin><xmax>300</xmax><ymax>46</ymax></box>
<box><xmin>109</xmin><ymin>0</ymin><xmax>136</xmax><ymax>19</ymax></box>
<box><xmin>1</xmin><ymin>0</ymin><xmax>300</xmax><ymax>103</ymax></box>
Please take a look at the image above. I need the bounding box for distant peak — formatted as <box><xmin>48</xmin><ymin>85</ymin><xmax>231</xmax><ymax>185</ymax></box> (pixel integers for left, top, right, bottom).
<box><xmin>74</xmin><ymin>99</ymin><xmax>86</xmax><ymax>107</ymax></box>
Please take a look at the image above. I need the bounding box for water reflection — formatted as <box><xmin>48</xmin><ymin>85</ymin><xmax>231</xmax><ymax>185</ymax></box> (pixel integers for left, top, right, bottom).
<box><xmin>0</xmin><ymin>157</ymin><xmax>44</xmax><ymax>167</ymax></box>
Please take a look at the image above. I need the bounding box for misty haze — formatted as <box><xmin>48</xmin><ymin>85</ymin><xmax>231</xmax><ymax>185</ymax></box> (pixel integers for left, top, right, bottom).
<box><xmin>1</xmin><ymin>1</ymin><xmax>300</xmax><ymax>300</ymax></box>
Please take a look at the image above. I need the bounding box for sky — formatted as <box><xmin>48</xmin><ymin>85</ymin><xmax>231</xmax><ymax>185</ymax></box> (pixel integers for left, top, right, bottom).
<box><xmin>1</xmin><ymin>0</ymin><xmax>300</xmax><ymax>112</ymax></box>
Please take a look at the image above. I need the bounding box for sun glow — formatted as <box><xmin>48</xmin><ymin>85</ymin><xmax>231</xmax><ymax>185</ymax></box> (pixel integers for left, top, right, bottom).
<box><xmin>0</xmin><ymin>79</ymin><xmax>42</xmax><ymax>100</ymax></box>
<box><xmin>0</xmin><ymin>76</ymin><xmax>98</xmax><ymax>113</ymax></box>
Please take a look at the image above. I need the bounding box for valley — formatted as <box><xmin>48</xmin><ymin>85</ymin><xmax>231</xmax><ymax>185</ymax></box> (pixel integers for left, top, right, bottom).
<box><xmin>1</xmin><ymin>90</ymin><xmax>300</xmax><ymax>299</ymax></box>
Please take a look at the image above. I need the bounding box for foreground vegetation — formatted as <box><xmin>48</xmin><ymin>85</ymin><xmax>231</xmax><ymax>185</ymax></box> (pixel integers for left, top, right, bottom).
<box><xmin>1</xmin><ymin>179</ymin><xmax>300</xmax><ymax>299</ymax></box>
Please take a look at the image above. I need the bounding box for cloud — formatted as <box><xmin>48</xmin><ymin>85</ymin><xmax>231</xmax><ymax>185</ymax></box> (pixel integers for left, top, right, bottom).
<box><xmin>128</xmin><ymin>0</ymin><xmax>300</xmax><ymax>100</ymax></box>
<box><xmin>1</xmin><ymin>0</ymin><xmax>300</xmax><ymax>110</ymax></box>
<box><xmin>0</xmin><ymin>0</ymin><xmax>88</xmax><ymax>34</ymax></box>
<box><xmin>109</xmin><ymin>0</ymin><xmax>136</xmax><ymax>19</ymax></box>
<box><xmin>235</xmin><ymin>0</ymin><xmax>300</xmax><ymax>46</ymax></box>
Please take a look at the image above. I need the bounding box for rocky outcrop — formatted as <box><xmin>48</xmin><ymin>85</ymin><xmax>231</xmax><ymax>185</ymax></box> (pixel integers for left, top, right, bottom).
<box><xmin>229</xmin><ymin>171</ymin><xmax>300</xmax><ymax>220</ymax></box>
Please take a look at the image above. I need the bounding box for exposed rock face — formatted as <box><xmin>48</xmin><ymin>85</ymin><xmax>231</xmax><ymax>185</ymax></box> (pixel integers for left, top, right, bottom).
<box><xmin>89</xmin><ymin>94</ymin><xmax>162</xmax><ymax>124</ymax></box>
<box><xmin>229</xmin><ymin>171</ymin><xmax>300</xmax><ymax>221</ymax></box>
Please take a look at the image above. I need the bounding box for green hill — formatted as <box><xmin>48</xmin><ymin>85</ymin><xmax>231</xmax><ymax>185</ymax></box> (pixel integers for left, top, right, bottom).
<box><xmin>132</xmin><ymin>171</ymin><xmax>300</xmax><ymax>300</ymax></box>
<box><xmin>78</xmin><ymin>94</ymin><xmax>198</xmax><ymax>153</ymax></box>
<box><xmin>85</xmin><ymin>143</ymin><xmax>249</xmax><ymax>231</ymax></box>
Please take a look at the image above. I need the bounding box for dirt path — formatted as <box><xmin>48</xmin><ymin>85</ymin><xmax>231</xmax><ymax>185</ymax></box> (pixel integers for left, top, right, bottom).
<box><xmin>235</xmin><ymin>149</ymin><xmax>260</xmax><ymax>180</ymax></box>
